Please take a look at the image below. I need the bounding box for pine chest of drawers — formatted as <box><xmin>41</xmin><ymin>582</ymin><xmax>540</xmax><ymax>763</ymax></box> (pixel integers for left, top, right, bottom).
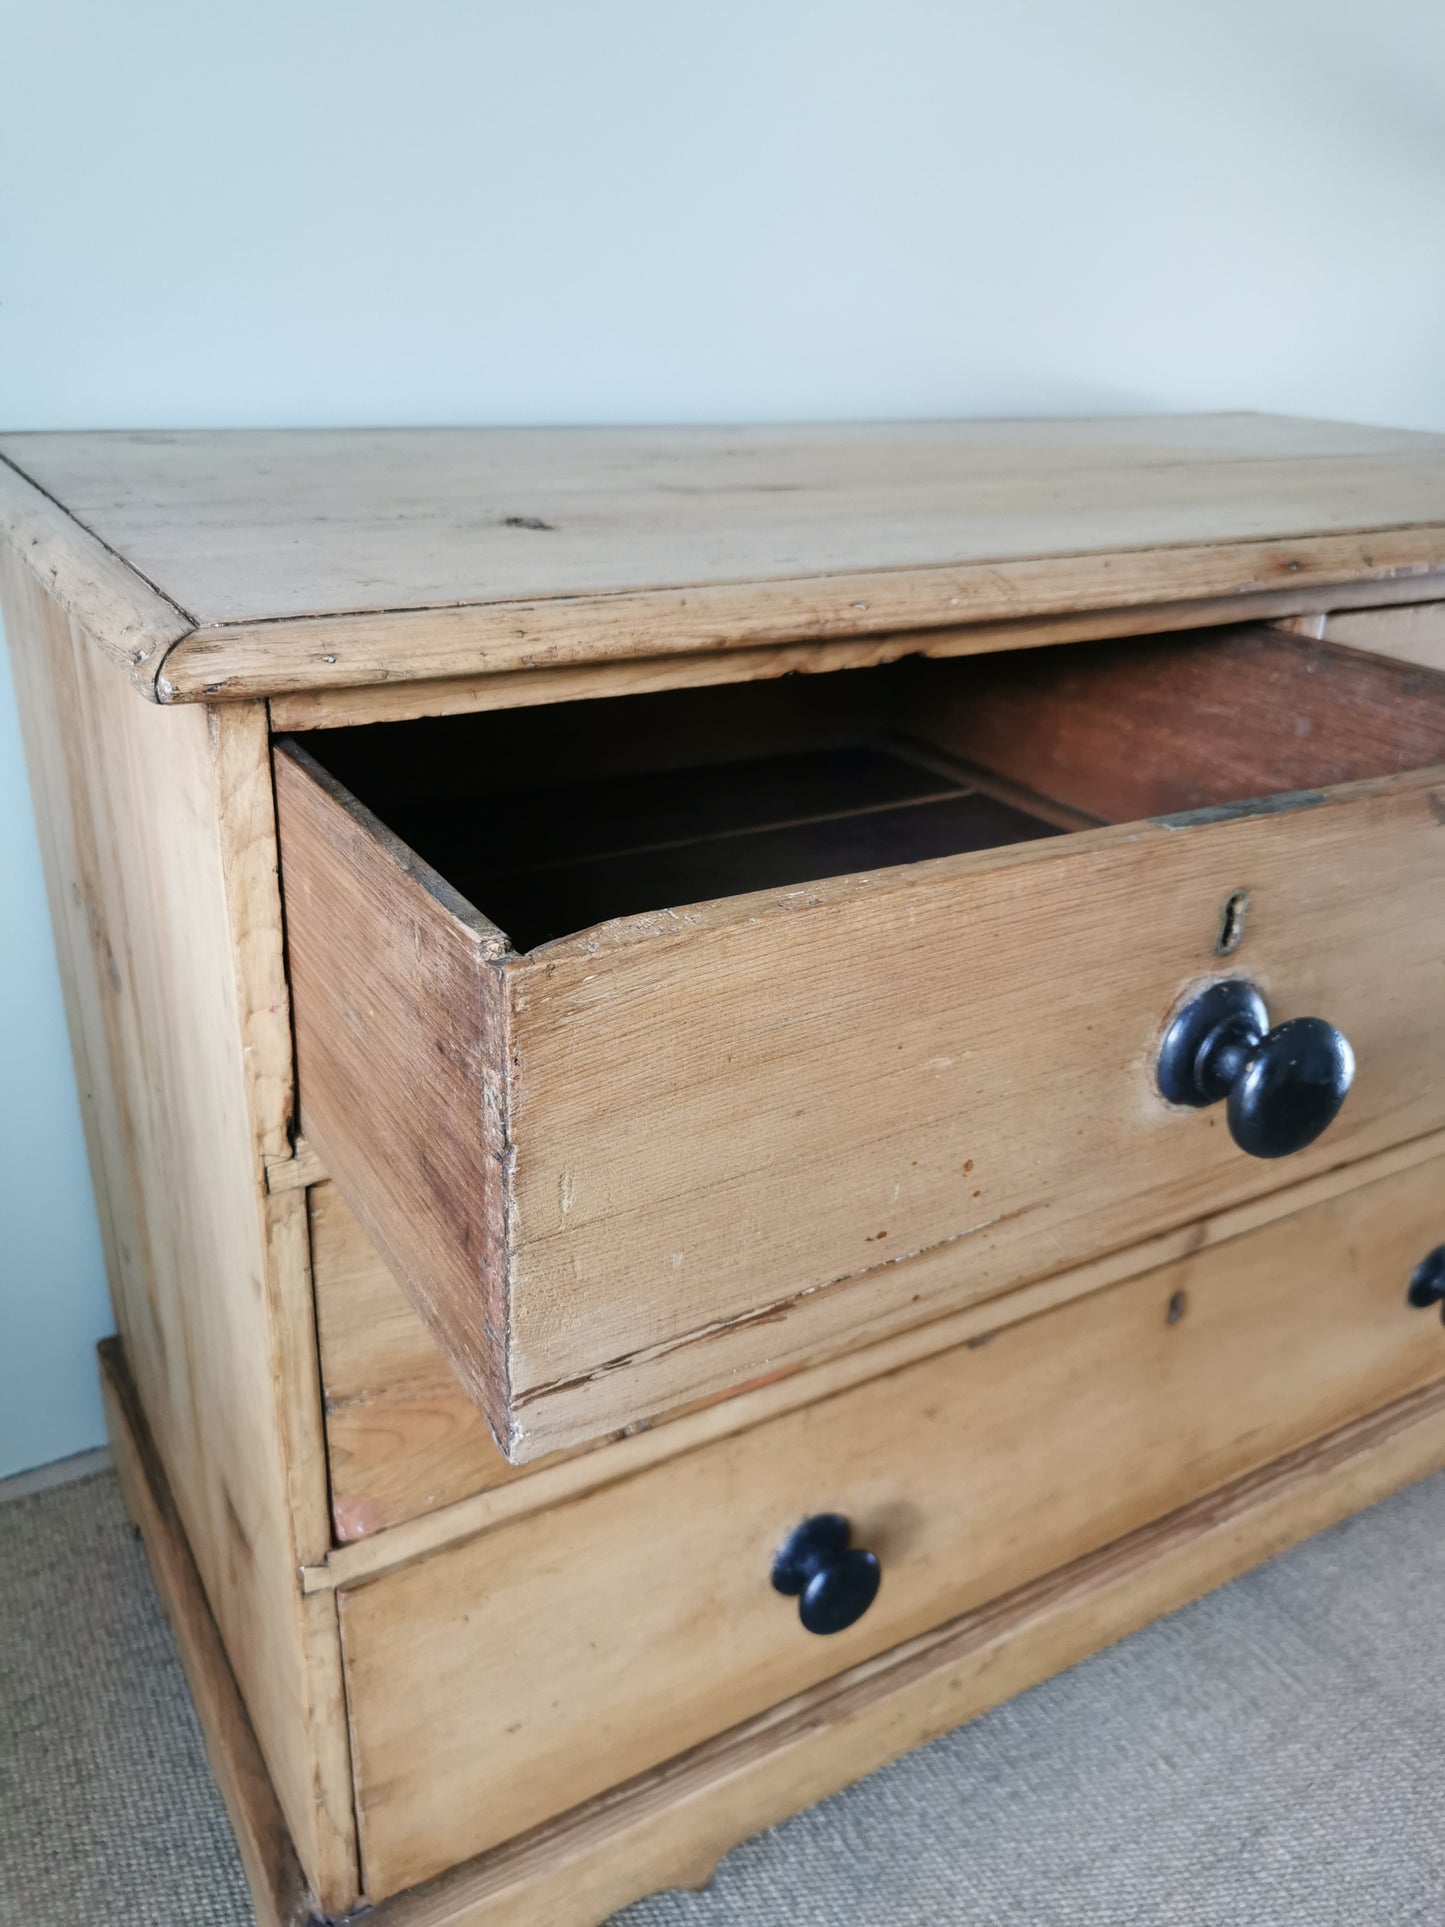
<box><xmin>6</xmin><ymin>416</ymin><xmax>1445</xmax><ymax>1925</ymax></box>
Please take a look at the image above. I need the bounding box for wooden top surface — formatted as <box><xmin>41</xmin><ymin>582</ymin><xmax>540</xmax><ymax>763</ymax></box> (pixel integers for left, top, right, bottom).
<box><xmin>3</xmin><ymin>414</ymin><xmax>1444</xmax><ymax>703</ymax></box>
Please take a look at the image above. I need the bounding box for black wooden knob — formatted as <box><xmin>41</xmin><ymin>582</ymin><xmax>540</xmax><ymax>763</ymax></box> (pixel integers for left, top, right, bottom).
<box><xmin>771</xmin><ymin>1514</ymin><xmax>880</xmax><ymax>1635</ymax></box>
<box><xmin>1408</xmin><ymin>1247</ymin><xmax>1445</xmax><ymax>1320</ymax></box>
<box><xmin>1157</xmin><ymin>979</ymin><xmax>1354</xmax><ymax>1160</ymax></box>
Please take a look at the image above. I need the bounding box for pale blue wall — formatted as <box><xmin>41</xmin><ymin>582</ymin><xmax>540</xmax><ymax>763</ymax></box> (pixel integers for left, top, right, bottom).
<box><xmin>0</xmin><ymin>636</ymin><xmax>112</xmax><ymax>1473</ymax></box>
<box><xmin>2</xmin><ymin>0</ymin><xmax>1443</xmax><ymax>1471</ymax></box>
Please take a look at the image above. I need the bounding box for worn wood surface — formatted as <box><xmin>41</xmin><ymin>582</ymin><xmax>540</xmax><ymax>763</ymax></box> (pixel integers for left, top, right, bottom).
<box><xmin>275</xmin><ymin>742</ymin><xmax>514</xmax><ymax>1428</ymax></box>
<box><xmin>266</xmin><ymin>574</ymin><xmax>1445</xmax><ymax>732</ymax></box>
<box><xmin>500</xmin><ymin>779</ymin><xmax>1445</xmax><ymax>1455</ymax></box>
<box><xmin>338</xmin><ymin>1152</ymin><xmax>1445</xmax><ymax>1897</ymax></box>
<box><xmin>101</xmin><ymin>1341</ymin><xmax>319</xmax><ymax>1927</ymax></box>
<box><xmin>310</xmin><ymin>1182</ymin><xmax>552</xmax><ymax>1543</ymax></box>
<box><xmin>1</xmin><ymin>562</ymin><xmax>359</xmax><ymax>1909</ymax></box>
<box><xmin>4</xmin><ymin>417</ymin><xmax>1445</xmax><ymax>701</ymax></box>
<box><xmin>310</xmin><ymin>1129</ymin><xmax>1445</xmax><ymax>1562</ymax></box>
<box><xmin>265</xmin><ymin>1134</ymin><xmax>327</xmax><ymax>1195</ymax></box>
<box><xmin>300</xmin><ymin>625</ymin><xmax>1445</xmax><ymax>953</ymax></box>
<box><xmin>0</xmin><ymin>451</ymin><xmax>192</xmax><ymax>694</ymax></box>
<box><xmin>282</xmin><ymin>686</ymin><xmax>1445</xmax><ymax>1459</ymax></box>
<box><xmin>346</xmin><ymin>1373</ymin><xmax>1445</xmax><ymax>1927</ymax></box>
<box><xmin>14</xmin><ymin>415</ymin><xmax>1445</xmax><ymax>1927</ymax></box>
<box><xmin>94</xmin><ymin>1312</ymin><xmax>1445</xmax><ymax>1927</ymax></box>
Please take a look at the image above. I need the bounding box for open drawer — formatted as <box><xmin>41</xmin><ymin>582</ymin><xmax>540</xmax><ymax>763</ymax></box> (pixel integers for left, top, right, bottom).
<box><xmin>274</xmin><ymin>625</ymin><xmax>1445</xmax><ymax>1459</ymax></box>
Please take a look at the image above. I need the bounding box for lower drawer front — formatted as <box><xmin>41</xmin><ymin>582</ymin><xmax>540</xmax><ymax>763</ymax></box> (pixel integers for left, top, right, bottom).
<box><xmin>338</xmin><ymin>1154</ymin><xmax>1445</xmax><ymax>1900</ymax></box>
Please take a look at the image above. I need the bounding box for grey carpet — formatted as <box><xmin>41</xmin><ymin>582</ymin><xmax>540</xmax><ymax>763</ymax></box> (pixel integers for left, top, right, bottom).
<box><xmin>0</xmin><ymin>1473</ymin><xmax>252</xmax><ymax>1927</ymax></box>
<box><xmin>4</xmin><ymin>1470</ymin><xmax>1445</xmax><ymax>1926</ymax></box>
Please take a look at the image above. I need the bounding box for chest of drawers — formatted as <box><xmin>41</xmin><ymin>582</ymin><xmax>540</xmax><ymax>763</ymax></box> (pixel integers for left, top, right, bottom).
<box><xmin>6</xmin><ymin>416</ymin><xmax>1445</xmax><ymax>1925</ymax></box>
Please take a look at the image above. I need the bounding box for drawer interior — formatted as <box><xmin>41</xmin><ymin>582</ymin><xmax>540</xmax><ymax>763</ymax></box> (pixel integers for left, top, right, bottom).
<box><xmin>295</xmin><ymin>623</ymin><xmax>1445</xmax><ymax>952</ymax></box>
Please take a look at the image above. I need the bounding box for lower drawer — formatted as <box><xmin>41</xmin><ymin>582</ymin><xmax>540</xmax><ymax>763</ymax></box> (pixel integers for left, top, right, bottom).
<box><xmin>337</xmin><ymin>1153</ymin><xmax>1445</xmax><ymax>1899</ymax></box>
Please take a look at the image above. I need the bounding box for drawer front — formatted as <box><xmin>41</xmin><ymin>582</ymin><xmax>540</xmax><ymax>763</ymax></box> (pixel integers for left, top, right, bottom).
<box><xmin>276</xmin><ymin>629</ymin><xmax>1445</xmax><ymax>1459</ymax></box>
<box><xmin>338</xmin><ymin>1154</ymin><xmax>1445</xmax><ymax>1898</ymax></box>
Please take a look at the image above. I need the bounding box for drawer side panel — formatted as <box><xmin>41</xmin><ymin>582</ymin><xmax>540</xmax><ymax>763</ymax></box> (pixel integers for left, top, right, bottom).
<box><xmin>276</xmin><ymin>741</ymin><xmax>514</xmax><ymax>1436</ymax></box>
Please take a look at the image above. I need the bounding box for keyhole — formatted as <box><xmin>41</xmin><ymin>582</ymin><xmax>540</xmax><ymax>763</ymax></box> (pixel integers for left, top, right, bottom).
<box><xmin>1214</xmin><ymin>889</ymin><xmax>1250</xmax><ymax>957</ymax></box>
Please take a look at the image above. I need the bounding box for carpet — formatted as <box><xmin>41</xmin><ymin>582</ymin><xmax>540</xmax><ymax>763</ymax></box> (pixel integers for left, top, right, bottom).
<box><xmin>4</xmin><ymin>1467</ymin><xmax>1445</xmax><ymax>1926</ymax></box>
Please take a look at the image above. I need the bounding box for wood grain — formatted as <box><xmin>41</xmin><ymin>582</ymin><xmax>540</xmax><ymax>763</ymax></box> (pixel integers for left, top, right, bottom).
<box><xmin>1</xmin><ymin>562</ymin><xmax>359</xmax><ymax>1909</ymax></box>
<box><xmin>5</xmin><ymin>417</ymin><xmax>1445</xmax><ymax>701</ymax></box>
<box><xmin>307</xmin><ymin>623</ymin><xmax>1445</xmax><ymax>951</ymax></box>
<box><xmin>157</xmin><ymin>528</ymin><xmax>1445</xmax><ymax>703</ymax></box>
<box><xmin>275</xmin><ymin>743</ymin><xmax>514</xmax><ymax>1427</ymax></box>
<box><xmin>101</xmin><ymin>1341</ymin><xmax>318</xmax><ymax>1927</ymax></box>
<box><xmin>278</xmin><ymin>628</ymin><xmax>1445</xmax><ymax>1460</ymax></box>
<box><xmin>265</xmin><ymin>1135</ymin><xmax>327</xmax><ymax>1195</ymax></box>
<box><xmin>0</xmin><ymin>450</ymin><xmax>192</xmax><ymax>694</ymax></box>
<box><xmin>310</xmin><ymin>1129</ymin><xmax>1445</xmax><ymax>1560</ymax></box>
<box><xmin>310</xmin><ymin>1183</ymin><xmax>551</xmax><ymax>1542</ymax></box>
<box><xmin>338</xmin><ymin>1152</ymin><xmax>1445</xmax><ymax>1897</ymax></box>
<box><xmin>96</xmin><ymin>1314</ymin><xmax>1445</xmax><ymax>1927</ymax></box>
<box><xmin>348</xmin><ymin>1373</ymin><xmax>1445</xmax><ymax>1927</ymax></box>
<box><xmin>911</xmin><ymin>624</ymin><xmax>1445</xmax><ymax>823</ymax></box>
<box><xmin>266</xmin><ymin>575</ymin><xmax>1445</xmax><ymax>732</ymax></box>
<box><xmin>500</xmin><ymin>782</ymin><xmax>1445</xmax><ymax>1455</ymax></box>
